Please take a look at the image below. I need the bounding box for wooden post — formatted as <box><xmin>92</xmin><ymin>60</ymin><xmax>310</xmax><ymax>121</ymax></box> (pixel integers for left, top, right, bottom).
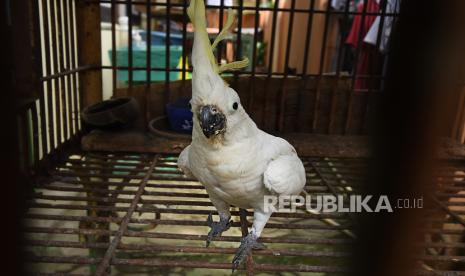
<box><xmin>75</xmin><ymin>3</ymin><xmax>107</xmax><ymax>273</ymax></box>
<box><xmin>11</xmin><ymin>0</ymin><xmax>41</xmax><ymax>100</ymax></box>
<box><xmin>76</xmin><ymin>0</ymin><xmax>103</xmax><ymax>108</ymax></box>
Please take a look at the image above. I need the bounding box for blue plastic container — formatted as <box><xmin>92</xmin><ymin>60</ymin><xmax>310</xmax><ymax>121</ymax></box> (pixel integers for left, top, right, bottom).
<box><xmin>166</xmin><ymin>98</ymin><xmax>193</xmax><ymax>134</ymax></box>
<box><xmin>140</xmin><ymin>31</ymin><xmax>183</xmax><ymax>46</ymax></box>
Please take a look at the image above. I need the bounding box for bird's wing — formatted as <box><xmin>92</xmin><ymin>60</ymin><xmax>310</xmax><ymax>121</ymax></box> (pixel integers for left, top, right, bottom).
<box><xmin>178</xmin><ymin>145</ymin><xmax>194</xmax><ymax>178</ymax></box>
<box><xmin>263</xmin><ymin>145</ymin><xmax>306</xmax><ymax>196</ymax></box>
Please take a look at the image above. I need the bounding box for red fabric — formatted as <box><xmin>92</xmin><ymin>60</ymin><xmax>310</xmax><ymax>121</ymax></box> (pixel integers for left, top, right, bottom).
<box><xmin>346</xmin><ymin>0</ymin><xmax>380</xmax><ymax>89</ymax></box>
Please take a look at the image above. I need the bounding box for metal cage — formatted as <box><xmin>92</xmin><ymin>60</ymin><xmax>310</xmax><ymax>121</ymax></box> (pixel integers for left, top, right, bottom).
<box><xmin>11</xmin><ymin>0</ymin><xmax>465</xmax><ymax>275</ymax></box>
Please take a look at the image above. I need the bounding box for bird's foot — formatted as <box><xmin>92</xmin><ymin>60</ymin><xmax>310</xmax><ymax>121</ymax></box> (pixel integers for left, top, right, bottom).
<box><xmin>206</xmin><ymin>213</ymin><xmax>232</xmax><ymax>247</ymax></box>
<box><xmin>232</xmin><ymin>234</ymin><xmax>266</xmax><ymax>272</ymax></box>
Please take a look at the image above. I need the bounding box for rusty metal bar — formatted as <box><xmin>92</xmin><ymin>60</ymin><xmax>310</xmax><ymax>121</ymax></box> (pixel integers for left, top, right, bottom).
<box><xmin>25</xmin><ymin>213</ymin><xmax>351</xmax><ymax>230</ymax></box>
<box><xmin>94</xmin><ymin>154</ymin><xmax>160</xmax><ymax>275</ymax></box>
<box><xmin>25</xmin><ymin>226</ymin><xmax>353</xmax><ymax>244</ymax></box>
<box><xmin>27</xmin><ymin>255</ymin><xmax>349</xmax><ymax>273</ymax></box>
<box><xmin>26</xmin><ymin>239</ymin><xmax>349</xmax><ymax>258</ymax></box>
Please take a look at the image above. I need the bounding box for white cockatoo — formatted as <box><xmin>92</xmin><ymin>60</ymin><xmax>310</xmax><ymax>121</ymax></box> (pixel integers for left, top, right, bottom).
<box><xmin>178</xmin><ymin>0</ymin><xmax>306</xmax><ymax>270</ymax></box>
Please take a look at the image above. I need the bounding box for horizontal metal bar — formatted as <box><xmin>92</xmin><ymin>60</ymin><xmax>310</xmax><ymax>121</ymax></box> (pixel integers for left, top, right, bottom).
<box><xmin>26</xmin><ymin>255</ymin><xmax>349</xmax><ymax>273</ymax></box>
<box><xmin>40</xmin><ymin>65</ymin><xmax>97</xmax><ymax>81</ymax></box>
<box><xmin>26</xmin><ymin>239</ymin><xmax>350</xmax><ymax>258</ymax></box>
<box><xmin>27</xmin><ymin>202</ymin><xmax>347</xmax><ymax>219</ymax></box>
<box><xmin>24</xmin><ymin>214</ymin><xmax>351</xmax><ymax>230</ymax></box>
<box><xmin>24</xmin><ymin>227</ymin><xmax>353</xmax><ymax>245</ymax></box>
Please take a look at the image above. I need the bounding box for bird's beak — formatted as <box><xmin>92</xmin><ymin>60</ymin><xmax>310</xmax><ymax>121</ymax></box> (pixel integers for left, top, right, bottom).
<box><xmin>199</xmin><ymin>105</ymin><xmax>226</xmax><ymax>138</ymax></box>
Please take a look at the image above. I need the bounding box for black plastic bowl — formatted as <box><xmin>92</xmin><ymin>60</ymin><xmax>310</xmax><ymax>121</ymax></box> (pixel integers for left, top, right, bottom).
<box><xmin>82</xmin><ymin>97</ymin><xmax>139</xmax><ymax>129</ymax></box>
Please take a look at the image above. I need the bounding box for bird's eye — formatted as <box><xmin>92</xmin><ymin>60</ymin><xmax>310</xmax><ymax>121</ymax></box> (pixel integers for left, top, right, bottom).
<box><xmin>188</xmin><ymin>103</ymin><xmax>192</xmax><ymax>110</ymax></box>
<box><xmin>232</xmin><ymin>102</ymin><xmax>238</xmax><ymax>110</ymax></box>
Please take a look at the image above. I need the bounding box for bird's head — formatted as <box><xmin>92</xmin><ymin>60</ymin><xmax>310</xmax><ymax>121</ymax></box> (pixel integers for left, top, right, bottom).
<box><xmin>187</xmin><ymin>0</ymin><xmax>250</xmax><ymax>142</ymax></box>
<box><xmin>190</xmin><ymin>79</ymin><xmax>246</xmax><ymax>140</ymax></box>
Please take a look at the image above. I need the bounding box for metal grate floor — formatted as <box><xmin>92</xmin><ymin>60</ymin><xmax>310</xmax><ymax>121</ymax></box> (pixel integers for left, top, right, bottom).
<box><xmin>22</xmin><ymin>152</ymin><xmax>465</xmax><ymax>275</ymax></box>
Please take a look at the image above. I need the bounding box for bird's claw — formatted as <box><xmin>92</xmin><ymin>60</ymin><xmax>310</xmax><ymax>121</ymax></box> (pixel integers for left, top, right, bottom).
<box><xmin>206</xmin><ymin>213</ymin><xmax>232</xmax><ymax>247</ymax></box>
<box><xmin>231</xmin><ymin>234</ymin><xmax>266</xmax><ymax>273</ymax></box>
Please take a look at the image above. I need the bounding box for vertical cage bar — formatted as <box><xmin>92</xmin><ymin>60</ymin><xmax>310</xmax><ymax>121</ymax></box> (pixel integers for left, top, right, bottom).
<box><xmin>328</xmin><ymin>0</ymin><xmax>352</xmax><ymax>133</ymax></box>
<box><xmin>312</xmin><ymin>0</ymin><xmax>332</xmax><ymax>132</ymax></box>
<box><xmin>165</xmin><ymin>0</ymin><xmax>171</xmax><ymax>104</ymax></box>
<box><xmin>49</xmin><ymin>0</ymin><xmax>62</xmax><ymax>147</ymax></box>
<box><xmin>56</xmin><ymin>0</ymin><xmax>67</xmax><ymax>141</ymax></box>
<box><xmin>345</xmin><ymin>0</ymin><xmax>369</xmax><ymax>133</ymax></box>
<box><xmin>301</xmin><ymin>0</ymin><xmax>316</xmax><ymax>76</ymax></box>
<box><xmin>69</xmin><ymin>0</ymin><xmax>79</xmax><ymax>134</ymax></box>
<box><xmin>250</xmin><ymin>0</ymin><xmax>260</xmax><ymax>77</ymax></box>
<box><xmin>55</xmin><ymin>0</ymin><xmax>66</xmax><ymax>143</ymax></box>
<box><xmin>262</xmin><ymin>0</ymin><xmax>280</xmax><ymax>128</ymax></box>
<box><xmin>39</xmin><ymin>0</ymin><xmax>50</xmax><ymax>155</ymax></box>
<box><xmin>181</xmin><ymin>0</ymin><xmax>188</xmax><ymax>88</ymax></box>
<box><xmin>283</xmin><ymin>0</ymin><xmax>295</xmax><ymax>77</ymax></box>
<box><xmin>60</xmin><ymin>0</ymin><xmax>72</xmax><ymax>140</ymax></box>
<box><xmin>216</xmin><ymin>0</ymin><xmax>225</xmax><ymax>65</ymax></box>
<box><xmin>266</xmin><ymin>0</ymin><xmax>279</xmax><ymax>78</ymax></box>
<box><xmin>276</xmin><ymin>0</ymin><xmax>296</xmax><ymax>131</ymax></box>
<box><xmin>146</xmin><ymin>0</ymin><xmax>152</xmax><ymax>86</ymax></box>
<box><xmin>111</xmin><ymin>0</ymin><xmax>117</xmax><ymax>96</ymax></box>
<box><xmin>246</xmin><ymin>0</ymin><xmax>260</xmax><ymax>111</ymax></box>
<box><xmin>63</xmin><ymin>0</ymin><xmax>75</xmax><ymax>136</ymax></box>
<box><xmin>127</xmin><ymin>0</ymin><xmax>133</xmax><ymax>91</ymax></box>
<box><xmin>233</xmin><ymin>0</ymin><xmax>243</xmax><ymax>88</ymax></box>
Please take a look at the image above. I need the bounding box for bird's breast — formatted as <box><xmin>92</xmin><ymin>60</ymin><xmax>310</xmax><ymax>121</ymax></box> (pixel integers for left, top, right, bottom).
<box><xmin>190</xmin><ymin>141</ymin><xmax>269</xmax><ymax>208</ymax></box>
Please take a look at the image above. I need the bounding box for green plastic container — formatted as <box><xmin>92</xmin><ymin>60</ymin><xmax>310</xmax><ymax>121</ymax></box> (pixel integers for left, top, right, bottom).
<box><xmin>109</xmin><ymin>45</ymin><xmax>185</xmax><ymax>82</ymax></box>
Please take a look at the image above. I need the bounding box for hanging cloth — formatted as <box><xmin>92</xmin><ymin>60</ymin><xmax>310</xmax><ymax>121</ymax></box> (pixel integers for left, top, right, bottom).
<box><xmin>364</xmin><ymin>0</ymin><xmax>401</xmax><ymax>52</ymax></box>
<box><xmin>345</xmin><ymin>0</ymin><xmax>380</xmax><ymax>90</ymax></box>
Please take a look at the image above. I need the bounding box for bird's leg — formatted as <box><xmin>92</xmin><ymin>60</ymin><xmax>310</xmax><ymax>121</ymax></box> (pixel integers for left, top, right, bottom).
<box><xmin>206</xmin><ymin>196</ymin><xmax>232</xmax><ymax>247</ymax></box>
<box><xmin>206</xmin><ymin>212</ymin><xmax>232</xmax><ymax>247</ymax></box>
<box><xmin>232</xmin><ymin>210</ymin><xmax>272</xmax><ymax>272</ymax></box>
